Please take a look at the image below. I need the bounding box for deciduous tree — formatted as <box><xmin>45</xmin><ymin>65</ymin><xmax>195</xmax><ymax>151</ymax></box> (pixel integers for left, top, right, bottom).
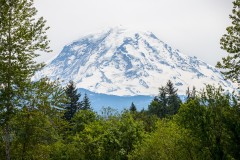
<box><xmin>0</xmin><ymin>0</ymin><xmax>51</xmax><ymax>158</ymax></box>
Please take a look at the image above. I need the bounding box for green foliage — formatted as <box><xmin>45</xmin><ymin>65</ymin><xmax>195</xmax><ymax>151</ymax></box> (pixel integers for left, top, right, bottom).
<box><xmin>216</xmin><ymin>0</ymin><xmax>240</xmax><ymax>84</ymax></box>
<box><xmin>10</xmin><ymin>109</ymin><xmax>55</xmax><ymax>159</ymax></box>
<box><xmin>129</xmin><ymin>120</ymin><xmax>194</xmax><ymax>160</ymax></box>
<box><xmin>177</xmin><ymin>85</ymin><xmax>240</xmax><ymax>159</ymax></box>
<box><xmin>0</xmin><ymin>81</ymin><xmax>239</xmax><ymax>160</ymax></box>
<box><xmin>129</xmin><ymin>102</ymin><xmax>137</xmax><ymax>112</ymax></box>
<box><xmin>148</xmin><ymin>80</ymin><xmax>181</xmax><ymax>118</ymax></box>
<box><xmin>0</xmin><ymin>0</ymin><xmax>239</xmax><ymax>159</ymax></box>
<box><xmin>82</xmin><ymin>93</ymin><xmax>91</xmax><ymax>110</ymax></box>
<box><xmin>0</xmin><ymin>0</ymin><xmax>51</xmax><ymax>158</ymax></box>
<box><xmin>131</xmin><ymin>85</ymin><xmax>240</xmax><ymax>160</ymax></box>
<box><xmin>0</xmin><ymin>0</ymin><xmax>51</xmax><ymax>120</ymax></box>
<box><xmin>98</xmin><ymin>111</ymin><xmax>145</xmax><ymax>160</ymax></box>
<box><xmin>226</xmin><ymin>101</ymin><xmax>240</xmax><ymax>159</ymax></box>
<box><xmin>0</xmin><ymin>78</ymin><xmax>67</xmax><ymax>159</ymax></box>
<box><xmin>165</xmin><ymin>80</ymin><xmax>181</xmax><ymax>115</ymax></box>
<box><xmin>133</xmin><ymin>109</ymin><xmax>158</xmax><ymax>132</ymax></box>
<box><xmin>64</xmin><ymin>80</ymin><xmax>81</xmax><ymax>121</ymax></box>
<box><xmin>50</xmin><ymin>110</ymin><xmax>146</xmax><ymax>160</ymax></box>
<box><xmin>21</xmin><ymin>78</ymin><xmax>67</xmax><ymax>113</ymax></box>
<box><xmin>71</xmin><ymin>109</ymin><xmax>97</xmax><ymax>133</ymax></box>
<box><xmin>50</xmin><ymin>140</ymin><xmax>85</xmax><ymax>160</ymax></box>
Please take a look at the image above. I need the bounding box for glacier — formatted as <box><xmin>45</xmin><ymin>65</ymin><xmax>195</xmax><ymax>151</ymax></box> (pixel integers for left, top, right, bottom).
<box><xmin>34</xmin><ymin>26</ymin><xmax>235</xmax><ymax>98</ymax></box>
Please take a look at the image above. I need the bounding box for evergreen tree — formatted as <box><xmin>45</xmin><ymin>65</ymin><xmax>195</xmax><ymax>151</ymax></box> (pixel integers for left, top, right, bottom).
<box><xmin>82</xmin><ymin>93</ymin><xmax>91</xmax><ymax>110</ymax></box>
<box><xmin>0</xmin><ymin>0</ymin><xmax>50</xmax><ymax>159</ymax></box>
<box><xmin>158</xmin><ymin>86</ymin><xmax>168</xmax><ymax>112</ymax></box>
<box><xmin>216</xmin><ymin>0</ymin><xmax>240</xmax><ymax>84</ymax></box>
<box><xmin>130</xmin><ymin>102</ymin><xmax>137</xmax><ymax>112</ymax></box>
<box><xmin>148</xmin><ymin>80</ymin><xmax>181</xmax><ymax>118</ymax></box>
<box><xmin>148</xmin><ymin>98</ymin><xmax>160</xmax><ymax>117</ymax></box>
<box><xmin>148</xmin><ymin>87</ymin><xmax>167</xmax><ymax>117</ymax></box>
<box><xmin>165</xmin><ymin>80</ymin><xmax>181</xmax><ymax>115</ymax></box>
<box><xmin>64</xmin><ymin>81</ymin><xmax>81</xmax><ymax>121</ymax></box>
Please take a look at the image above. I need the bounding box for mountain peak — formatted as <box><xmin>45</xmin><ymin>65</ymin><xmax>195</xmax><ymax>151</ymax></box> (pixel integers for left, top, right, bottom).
<box><xmin>33</xmin><ymin>28</ymin><xmax>236</xmax><ymax>96</ymax></box>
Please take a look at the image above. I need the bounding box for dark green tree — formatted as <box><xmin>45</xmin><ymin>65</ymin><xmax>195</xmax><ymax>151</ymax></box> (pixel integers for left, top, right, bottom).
<box><xmin>148</xmin><ymin>87</ymin><xmax>167</xmax><ymax>118</ymax></box>
<box><xmin>64</xmin><ymin>81</ymin><xmax>81</xmax><ymax>121</ymax></box>
<box><xmin>165</xmin><ymin>80</ymin><xmax>181</xmax><ymax>115</ymax></box>
<box><xmin>129</xmin><ymin>102</ymin><xmax>137</xmax><ymax>112</ymax></box>
<box><xmin>158</xmin><ymin>86</ymin><xmax>168</xmax><ymax>104</ymax></box>
<box><xmin>0</xmin><ymin>0</ymin><xmax>50</xmax><ymax>159</ymax></box>
<box><xmin>158</xmin><ymin>86</ymin><xmax>168</xmax><ymax>116</ymax></box>
<box><xmin>216</xmin><ymin>0</ymin><xmax>240</xmax><ymax>84</ymax></box>
<box><xmin>148</xmin><ymin>80</ymin><xmax>181</xmax><ymax>118</ymax></box>
<box><xmin>82</xmin><ymin>93</ymin><xmax>91</xmax><ymax>110</ymax></box>
<box><xmin>177</xmin><ymin>85</ymin><xmax>240</xmax><ymax>159</ymax></box>
<box><xmin>227</xmin><ymin>96</ymin><xmax>240</xmax><ymax>159</ymax></box>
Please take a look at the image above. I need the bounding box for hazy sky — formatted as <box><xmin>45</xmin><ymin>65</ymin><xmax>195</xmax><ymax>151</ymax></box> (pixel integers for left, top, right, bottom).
<box><xmin>34</xmin><ymin>0</ymin><xmax>233</xmax><ymax>66</ymax></box>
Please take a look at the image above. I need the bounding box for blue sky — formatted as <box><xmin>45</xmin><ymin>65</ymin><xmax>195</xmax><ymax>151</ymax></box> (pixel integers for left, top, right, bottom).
<box><xmin>34</xmin><ymin>0</ymin><xmax>233</xmax><ymax>66</ymax></box>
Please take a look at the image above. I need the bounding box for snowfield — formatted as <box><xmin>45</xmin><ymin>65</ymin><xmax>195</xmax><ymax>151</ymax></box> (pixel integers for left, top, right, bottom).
<box><xmin>33</xmin><ymin>27</ymin><xmax>236</xmax><ymax>96</ymax></box>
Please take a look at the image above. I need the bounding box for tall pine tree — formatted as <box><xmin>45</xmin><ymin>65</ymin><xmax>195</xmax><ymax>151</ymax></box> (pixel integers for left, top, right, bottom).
<box><xmin>216</xmin><ymin>0</ymin><xmax>240</xmax><ymax>84</ymax></box>
<box><xmin>148</xmin><ymin>80</ymin><xmax>181</xmax><ymax>118</ymax></box>
<box><xmin>64</xmin><ymin>80</ymin><xmax>81</xmax><ymax>121</ymax></box>
<box><xmin>130</xmin><ymin>102</ymin><xmax>137</xmax><ymax>112</ymax></box>
<box><xmin>82</xmin><ymin>93</ymin><xmax>91</xmax><ymax>110</ymax></box>
<box><xmin>0</xmin><ymin>0</ymin><xmax>50</xmax><ymax>159</ymax></box>
<box><xmin>148</xmin><ymin>86</ymin><xmax>167</xmax><ymax>117</ymax></box>
<box><xmin>166</xmin><ymin>80</ymin><xmax>181</xmax><ymax>115</ymax></box>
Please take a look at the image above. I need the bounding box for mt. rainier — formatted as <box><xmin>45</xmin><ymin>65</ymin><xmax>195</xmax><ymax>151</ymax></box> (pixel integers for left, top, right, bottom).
<box><xmin>34</xmin><ymin>27</ymin><xmax>235</xmax><ymax>96</ymax></box>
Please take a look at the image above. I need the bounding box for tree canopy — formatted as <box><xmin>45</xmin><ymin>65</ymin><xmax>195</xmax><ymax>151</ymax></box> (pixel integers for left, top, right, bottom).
<box><xmin>0</xmin><ymin>0</ymin><xmax>52</xmax><ymax>159</ymax></box>
<box><xmin>217</xmin><ymin>0</ymin><xmax>240</xmax><ymax>84</ymax></box>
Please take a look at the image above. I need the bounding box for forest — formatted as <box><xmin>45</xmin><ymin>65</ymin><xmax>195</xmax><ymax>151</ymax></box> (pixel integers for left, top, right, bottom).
<box><xmin>0</xmin><ymin>0</ymin><xmax>239</xmax><ymax>159</ymax></box>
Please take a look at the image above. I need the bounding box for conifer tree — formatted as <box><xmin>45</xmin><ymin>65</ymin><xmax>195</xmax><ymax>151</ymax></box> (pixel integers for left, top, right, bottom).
<box><xmin>148</xmin><ymin>80</ymin><xmax>181</xmax><ymax>118</ymax></box>
<box><xmin>0</xmin><ymin>0</ymin><xmax>50</xmax><ymax>159</ymax></box>
<box><xmin>166</xmin><ymin>80</ymin><xmax>180</xmax><ymax>115</ymax></box>
<box><xmin>216</xmin><ymin>0</ymin><xmax>240</xmax><ymax>84</ymax></box>
<box><xmin>130</xmin><ymin>102</ymin><xmax>137</xmax><ymax>112</ymax></box>
<box><xmin>158</xmin><ymin>86</ymin><xmax>168</xmax><ymax>110</ymax></box>
<box><xmin>64</xmin><ymin>81</ymin><xmax>81</xmax><ymax>121</ymax></box>
<box><xmin>148</xmin><ymin>87</ymin><xmax>167</xmax><ymax>117</ymax></box>
<box><xmin>165</xmin><ymin>80</ymin><xmax>181</xmax><ymax>115</ymax></box>
<box><xmin>82</xmin><ymin>93</ymin><xmax>91</xmax><ymax>110</ymax></box>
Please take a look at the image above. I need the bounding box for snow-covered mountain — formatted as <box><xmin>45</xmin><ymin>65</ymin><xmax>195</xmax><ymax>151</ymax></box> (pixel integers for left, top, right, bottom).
<box><xmin>34</xmin><ymin>27</ymin><xmax>235</xmax><ymax>96</ymax></box>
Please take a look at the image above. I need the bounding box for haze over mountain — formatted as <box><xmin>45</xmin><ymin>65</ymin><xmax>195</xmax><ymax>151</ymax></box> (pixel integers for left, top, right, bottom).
<box><xmin>34</xmin><ymin>27</ymin><xmax>235</xmax><ymax>98</ymax></box>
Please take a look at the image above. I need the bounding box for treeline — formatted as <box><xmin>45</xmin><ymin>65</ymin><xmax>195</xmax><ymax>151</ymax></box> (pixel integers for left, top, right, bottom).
<box><xmin>1</xmin><ymin>79</ymin><xmax>240</xmax><ymax>159</ymax></box>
